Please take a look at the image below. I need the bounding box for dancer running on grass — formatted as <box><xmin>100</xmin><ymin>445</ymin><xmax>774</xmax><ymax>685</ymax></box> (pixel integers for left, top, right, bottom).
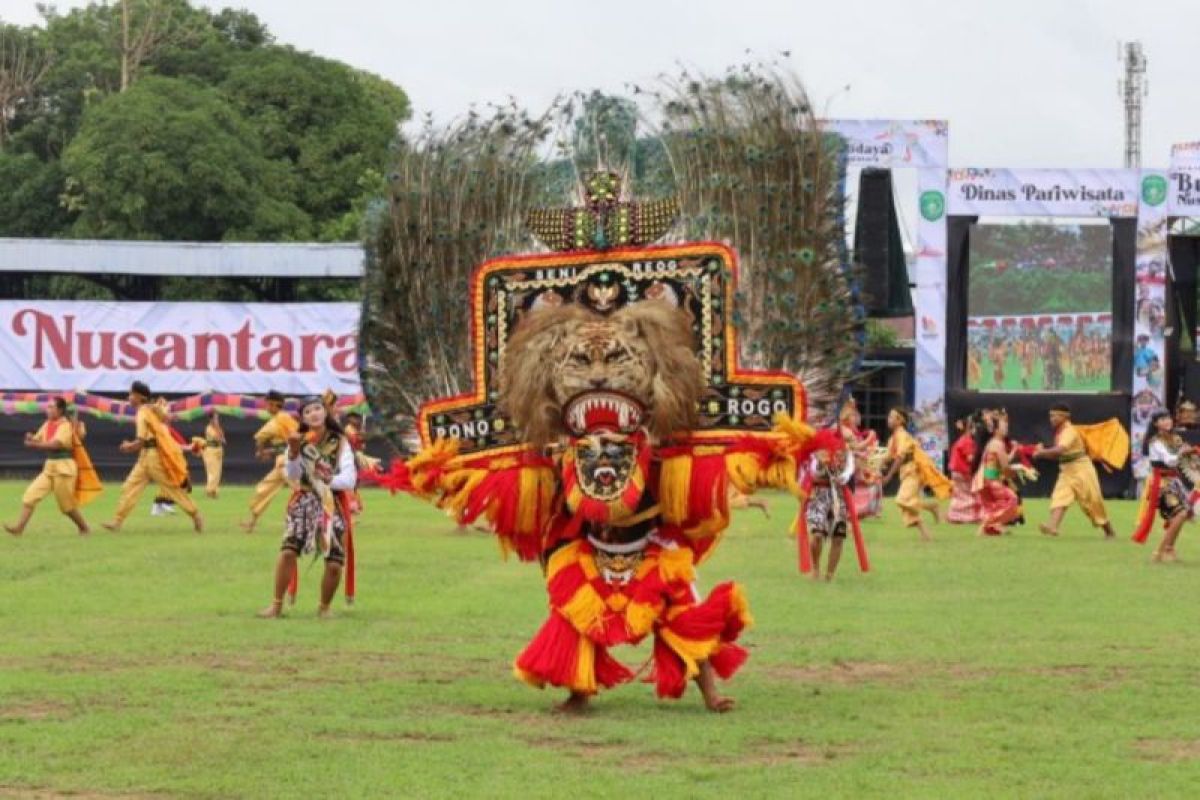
<box><xmin>241</xmin><ymin>390</ymin><xmax>298</xmax><ymax>533</ymax></box>
<box><xmin>5</xmin><ymin>397</ymin><xmax>99</xmax><ymax>536</ymax></box>
<box><xmin>1132</xmin><ymin>410</ymin><xmax>1194</xmax><ymax>561</ymax></box>
<box><xmin>839</xmin><ymin>398</ymin><xmax>882</xmax><ymax>518</ymax></box>
<box><xmin>947</xmin><ymin>415</ymin><xmax>982</xmax><ymax>524</ymax></box>
<box><xmin>972</xmin><ymin>410</ymin><xmax>1022</xmax><ymax>536</ymax></box>
<box><xmin>1032</xmin><ymin>403</ymin><xmax>1117</xmax><ymax>538</ymax></box>
<box><xmin>881</xmin><ymin>407</ymin><xmax>949</xmax><ymax>541</ymax></box>
<box><xmin>102</xmin><ymin>382</ymin><xmax>203</xmax><ymax>533</ymax></box>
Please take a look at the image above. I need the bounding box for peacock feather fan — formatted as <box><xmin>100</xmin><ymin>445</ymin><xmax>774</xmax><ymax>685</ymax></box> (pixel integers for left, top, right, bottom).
<box><xmin>360</xmin><ymin>66</ymin><xmax>864</xmax><ymax>449</ymax></box>
<box><xmin>359</xmin><ymin>104</ymin><xmax>556</xmax><ymax>450</ymax></box>
<box><xmin>653</xmin><ymin>64</ymin><xmax>863</xmax><ymax>423</ymax></box>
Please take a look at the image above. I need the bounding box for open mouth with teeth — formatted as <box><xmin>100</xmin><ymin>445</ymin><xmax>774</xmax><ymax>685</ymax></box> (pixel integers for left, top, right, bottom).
<box><xmin>592</xmin><ymin>465</ymin><xmax>618</xmax><ymax>487</ymax></box>
<box><xmin>562</xmin><ymin>391</ymin><xmax>646</xmax><ymax>436</ymax></box>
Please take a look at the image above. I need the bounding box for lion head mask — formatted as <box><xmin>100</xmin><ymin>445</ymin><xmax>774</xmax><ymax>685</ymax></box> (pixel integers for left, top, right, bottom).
<box><xmin>499</xmin><ymin>301</ymin><xmax>704</xmax><ymax>448</ymax></box>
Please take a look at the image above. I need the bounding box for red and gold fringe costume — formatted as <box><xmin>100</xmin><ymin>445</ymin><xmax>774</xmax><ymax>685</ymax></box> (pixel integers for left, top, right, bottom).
<box><xmin>513</xmin><ymin>539</ymin><xmax>752</xmax><ymax>698</ymax></box>
<box><xmin>371</xmin><ymin>414</ymin><xmax>811</xmax><ymax>699</ymax></box>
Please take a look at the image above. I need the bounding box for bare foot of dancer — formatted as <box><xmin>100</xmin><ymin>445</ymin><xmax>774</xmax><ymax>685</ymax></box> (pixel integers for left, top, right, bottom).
<box><xmin>239</xmin><ymin>518</ymin><xmax>256</xmax><ymax>533</ymax></box>
<box><xmin>1038</xmin><ymin>523</ymin><xmax>1058</xmax><ymax>537</ymax></box>
<box><xmin>317</xmin><ymin>604</ymin><xmax>333</xmax><ymax>619</ymax></box>
<box><xmin>257</xmin><ymin>600</ymin><xmax>284</xmax><ymax>619</ymax></box>
<box><xmin>554</xmin><ymin>691</ymin><xmax>591</xmax><ymax>714</ymax></box>
<box><xmin>192</xmin><ymin>513</ymin><xmax>204</xmax><ymax>534</ymax></box>
<box><xmin>4</xmin><ymin>524</ymin><xmax>22</xmax><ymax>536</ymax></box>
<box><xmin>101</xmin><ymin>520</ymin><xmax>120</xmax><ymax>532</ymax></box>
<box><xmin>696</xmin><ymin>661</ymin><xmax>736</xmax><ymax>713</ymax></box>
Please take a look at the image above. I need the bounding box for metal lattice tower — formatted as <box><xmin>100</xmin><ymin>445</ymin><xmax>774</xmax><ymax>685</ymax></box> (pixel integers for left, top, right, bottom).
<box><xmin>1118</xmin><ymin>41</ymin><xmax>1148</xmax><ymax>168</ymax></box>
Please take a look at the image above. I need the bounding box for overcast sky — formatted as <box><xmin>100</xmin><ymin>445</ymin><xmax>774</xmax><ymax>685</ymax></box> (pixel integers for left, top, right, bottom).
<box><xmin>2</xmin><ymin>0</ymin><xmax>1198</xmax><ymax>168</ymax></box>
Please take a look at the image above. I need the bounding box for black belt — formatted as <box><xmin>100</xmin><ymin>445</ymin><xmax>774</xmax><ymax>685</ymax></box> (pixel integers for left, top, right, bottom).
<box><xmin>142</xmin><ymin>439</ymin><xmax>157</xmax><ymax>449</ymax></box>
<box><xmin>44</xmin><ymin>455</ymin><xmax>72</xmax><ymax>461</ymax></box>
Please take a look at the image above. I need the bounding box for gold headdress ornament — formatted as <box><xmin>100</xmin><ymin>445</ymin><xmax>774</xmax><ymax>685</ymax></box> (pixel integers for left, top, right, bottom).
<box><xmin>525</xmin><ymin>170</ymin><xmax>679</xmax><ymax>252</ymax></box>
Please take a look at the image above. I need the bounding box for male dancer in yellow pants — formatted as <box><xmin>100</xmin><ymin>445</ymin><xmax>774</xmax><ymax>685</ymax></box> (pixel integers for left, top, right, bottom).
<box><xmin>240</xmin><ymin>390</ymin><xmax>298</xmax><ymax>532</ymax></box>
<box><xmin>103</xmin><ymin>381</ymin><xmax>203</xmax><ymax>532</ymax></box>
<box><xmin>5</xmin><ymin>397</ymin><xmax>95</xmax><ymax>536</ymax></box>
<box><xmin>1033</xmin><ymin>403</ymin><xmax>1117</xmax><ymax>538</ymax></box>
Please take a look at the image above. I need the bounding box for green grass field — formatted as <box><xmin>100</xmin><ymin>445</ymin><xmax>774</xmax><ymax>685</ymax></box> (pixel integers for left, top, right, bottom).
<box><xmin>970</xmin><ymin>351</ymin><xmax>1109</xmax><ymax>392</ymax></box>
<box><xmin>2</xmin><ymin>481</ymin><xmax>1199</xmax><ymax>798</ymax></box>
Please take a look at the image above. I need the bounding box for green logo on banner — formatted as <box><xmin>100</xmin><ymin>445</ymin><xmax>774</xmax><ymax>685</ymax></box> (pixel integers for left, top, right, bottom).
<box><xmin>1142</xmin><ymin>175</ymin><xmax>1167</xmax><ymax>206</ymax></box>
<box><xmin>919</xmin><ymin>190</ymin><xmax>945</xmax><ymax>221</ymax></box>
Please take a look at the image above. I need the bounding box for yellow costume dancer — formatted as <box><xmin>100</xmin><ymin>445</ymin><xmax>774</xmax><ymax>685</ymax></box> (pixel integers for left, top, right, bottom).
<box><xmin>1033</xmin><ymin>403</ymin><xmax>1119</xmax><ymax>538</ymax></box>
<box><xmin>241</xmin><ymin>390</ymin><xmax>298</xmax><ymax>532</ymax></box>
<box><xmin>882</xmin><ymin>407</ymin><xmax>949</xmax><ymax>540</ymax></box>
<box><xmin>103</xmin><ymin>382</ymin><xmax>202</xmax><ymax>533</ymax></box>
<box><xmin>190</xmin><ymin>410</ymin><xmax>225</xmax><ymax>498</ymax></box>
<box><xmin>5</xmin><ymin>398</ymin><xmax>99</xmax><ymax>536</ymax></box>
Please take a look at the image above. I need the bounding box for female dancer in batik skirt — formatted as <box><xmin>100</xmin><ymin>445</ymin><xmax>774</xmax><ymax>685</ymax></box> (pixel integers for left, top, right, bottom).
<box><xmin>804</xmin><ymin>435</ymin><xmax>855</xmax><ymax>581</ymax></box>
<box><xmin>972</xmin><ymin>411</ymin><xmax>1022</xmax><ymax>536</ymax></box>
<box><xmin>947</xmin><ymin>416</ymin><xmax>982</xmax><ymax>524</ymax></box>
<box><xmin>258</xmin><ymin>396</ymin><xmax>357</xmax><ymax>618</ymax></box>
<box><xmin>839</xmin><ymin>399</ymin><xmax>881</xmax><ymax>518</ymax></box>
<box><xmin>1132</xmin><ymin>411</ymin><xmax>1194</xmax><ymax>562</ymax></box>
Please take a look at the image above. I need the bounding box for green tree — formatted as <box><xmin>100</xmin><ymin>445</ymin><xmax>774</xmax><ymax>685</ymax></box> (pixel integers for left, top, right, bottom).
<box><xmin>13</xmin><ymin>1</ymin><xmax>211</xmax><ymax>157</ymax></box>
<box><xmin>0</xmin><ymin>24</ymin><xmax>53</xmax><ymax>149</ymax></box>
<box><xmin>62</xmin><ymin>75</ymin><xmax>308</xmax><ymax>240</ymax></box>
<box><xmin>0</xmin><ymin>152</ymin><xmax>71</xmax><ymax>235</ymax></box>
<box><xmin>220</xmin><ymin>47</ymin><xmax>409</xmax><ymax>238</ymax></box>
<box><xmin>0</xmin><ymin>1</ymin><xmax>408</xmax><ymax>245</ymax></box>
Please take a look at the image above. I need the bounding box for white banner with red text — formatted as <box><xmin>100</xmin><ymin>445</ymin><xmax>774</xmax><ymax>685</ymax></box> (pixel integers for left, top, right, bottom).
<box><xmin>0</xmin><ymin>301</ymin><xmax>360</xmax><ymax>394</ymax></box>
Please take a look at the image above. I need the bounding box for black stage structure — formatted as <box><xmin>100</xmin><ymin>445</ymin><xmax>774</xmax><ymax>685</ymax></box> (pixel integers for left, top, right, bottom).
<box><xmin>944</xmin><ymin>216</ymin><xmax>1137</xmax><ymax>497</ymax></box>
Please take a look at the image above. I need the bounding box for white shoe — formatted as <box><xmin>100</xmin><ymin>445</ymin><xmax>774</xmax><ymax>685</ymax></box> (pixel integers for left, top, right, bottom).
<box><xmin>150</xmin><ymin>503</ymin><xmax>164</xmax><ymax>516</ymax></box>
<box><xmin>163</xmin><ymin>504</ymin><xmax>177</xmax><ymax>514</ymax></box>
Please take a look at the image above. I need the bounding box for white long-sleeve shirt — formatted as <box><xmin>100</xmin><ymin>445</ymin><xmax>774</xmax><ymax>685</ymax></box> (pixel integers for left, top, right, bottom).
<box><xmin>1148</xmin><ymin>438</ymin><xmax>1181</xmax><ymax>468</ymax></box>
<box><xmin>808</xmin><ymin>451</ymin><xmax>855</xmax><ymax>485</ymax></box>
<box><xmin>285</xmin><ymin>436</ymin><xmax>357</xmax><ymax>491</ymax></box>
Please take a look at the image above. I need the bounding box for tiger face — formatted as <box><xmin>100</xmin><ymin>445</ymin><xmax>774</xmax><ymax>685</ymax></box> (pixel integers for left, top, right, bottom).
<box><xmin>500</xmin><ymin>301</ymin><xmax>704</xmax><ymax>448</ymax></box>
<box><xmin>552</xmin><ymin>320</ymin><xmax>654</xmax><ymax>407</ymax></box>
